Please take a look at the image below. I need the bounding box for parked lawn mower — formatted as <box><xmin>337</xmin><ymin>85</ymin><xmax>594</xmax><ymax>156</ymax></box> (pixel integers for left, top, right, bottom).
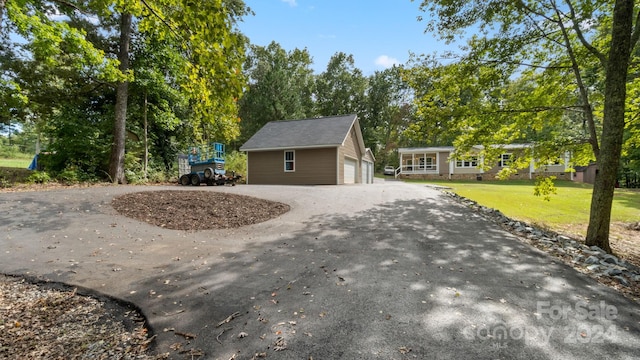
<box><xmin>177</xmin><ymin>142</ymin><xmax>242</xmax><ymax>186</ymax></box>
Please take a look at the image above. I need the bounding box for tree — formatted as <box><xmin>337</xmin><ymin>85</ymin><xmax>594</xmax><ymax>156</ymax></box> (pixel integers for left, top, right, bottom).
<box><xmin>2</xmin><ymin>0</ymin><xmax>249</xmax><ymax>182</ymax></box>
<box><xmin>415</xmin><ymin>0</ymin><xmax>639</xmax><ymax>253</ymax></box>
<box><xmin>238</xmin><ymin>41</ymin><xmax>315</xmax><ymax>144</ymax></box>
<box><xmin>315</xmin><ymin>52</ymin><xmax>367</xmax><ymax>117</ymax></box>
<box><xmin>362</xmin><ymin>66</ymin><xmax>414</xmax><ymax>167</ymax></box>
<box><xmin>109</xmin><ymin>12</ymin><xmax>132</xmax><ymax>183</ymax></box>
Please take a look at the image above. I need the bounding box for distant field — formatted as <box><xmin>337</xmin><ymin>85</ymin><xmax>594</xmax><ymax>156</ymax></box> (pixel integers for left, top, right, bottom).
<box><xmin>0</xmin><ymin>157</ymin><xmax>32</xmax><ymax>168</ymax></box>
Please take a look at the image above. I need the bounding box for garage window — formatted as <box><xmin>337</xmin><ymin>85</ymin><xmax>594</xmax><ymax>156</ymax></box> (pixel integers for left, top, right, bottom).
<box><xmin>284</xmin><ymin>150</ymin><xmax>295</xmax><ymax>172</ymax></box>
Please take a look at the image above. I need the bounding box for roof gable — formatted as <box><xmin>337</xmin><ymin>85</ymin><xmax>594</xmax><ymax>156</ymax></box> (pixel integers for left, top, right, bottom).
<box><xmin>240</xmin><ymin>114</ymin><xmax>363</xmax><ymax>151</ymax></box>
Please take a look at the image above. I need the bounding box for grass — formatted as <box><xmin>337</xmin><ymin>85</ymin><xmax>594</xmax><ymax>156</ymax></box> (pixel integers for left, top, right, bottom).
<box><xmin>0</xmin><ymin>154</ymin><xmax>33</xmax><ymax>168</ymax></box>
<box><xmin>408</xmin><ymin>179</ymin><xmax>640</xmax><ymax>230</ymax></box>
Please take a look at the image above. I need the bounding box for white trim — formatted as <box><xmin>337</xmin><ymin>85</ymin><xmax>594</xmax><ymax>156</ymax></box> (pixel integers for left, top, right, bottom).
<box><xmin>284</xmin><ymin>150</ymin><xmax>295</xmax><ymax>172</ymax></box>
<box><xmin>455</xmin><ymin>156</ymin><xmax>479</xmax><ymax>168</ymax></box>
<box><xmin>499</xmin><ymin>153</ymin><xmax>512</xmax><ymax>167</ymax></box>
<box><xmin>336</xmin><ymin>149</ymin><xmax>340</xmax><ymax>184</ymax></box>
<box><xmin>246</xmin><ymin>153</ymin><xmax>250</xmax><ymax>184</ymax></box>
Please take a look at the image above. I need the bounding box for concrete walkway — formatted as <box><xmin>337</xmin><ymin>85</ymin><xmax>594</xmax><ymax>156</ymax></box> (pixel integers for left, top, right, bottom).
<box><xmin>1</xmin><ymin>181</ymin><xmax>639</xmax><ymax>359</ymax></box>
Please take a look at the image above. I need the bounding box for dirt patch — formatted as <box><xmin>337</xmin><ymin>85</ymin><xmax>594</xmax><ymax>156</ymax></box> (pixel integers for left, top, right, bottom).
<box><xmin>111</xmin><ymin>190</ymin><xmax>290</xmax><ymax>230</ymax></box>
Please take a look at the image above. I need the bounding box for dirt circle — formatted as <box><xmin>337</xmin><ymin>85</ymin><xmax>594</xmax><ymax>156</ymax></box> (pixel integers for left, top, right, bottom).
<box><xmin>111</xmin><ymin>190</ymin><xmax>290</xmax><ymax>230</ymax></box>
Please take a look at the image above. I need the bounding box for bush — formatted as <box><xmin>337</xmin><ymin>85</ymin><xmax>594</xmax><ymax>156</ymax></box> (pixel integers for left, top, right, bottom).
<box><xmin>55</xmin><ymin>164</ymin><xmax>98</xmax><ymax>183</ymax></box>
<box><xmin>27</xmin><ymin>171</ymin><xmax>51</xmax><ymax>184</ymax></box>
<box><xmin>225</xmin><ymin>151</ymin><xmax>247</xmax><ymax>177</ymax></box>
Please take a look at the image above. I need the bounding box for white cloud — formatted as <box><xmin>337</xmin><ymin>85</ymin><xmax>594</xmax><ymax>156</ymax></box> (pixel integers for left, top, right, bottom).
<box><xmin>282</xmin><ymin>0</ymin><xmax>297</xmax><ymax>6</ymax></box>
<box><xmin>375</xmin><ymin>55</ymin><xmax>400</xmax><ymax>69</ymax></box>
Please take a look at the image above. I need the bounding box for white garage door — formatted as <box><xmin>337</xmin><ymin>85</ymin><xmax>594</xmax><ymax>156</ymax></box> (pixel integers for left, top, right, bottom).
<box><xmin>344</xmin><ymin>158</ymin><xmax>357</xmax><ymax>184</ymax></box>
<box><xmin>362</xmin><ymin>161</ymin><xmax>373</xmax><ymax>184</ymax></box>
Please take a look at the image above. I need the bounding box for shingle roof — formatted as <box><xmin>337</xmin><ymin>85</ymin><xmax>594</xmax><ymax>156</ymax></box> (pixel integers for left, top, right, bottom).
<box><xmin>240</xmin><ymin>114</ymin><xmax>359</xmax><ymax>151</ymax></box>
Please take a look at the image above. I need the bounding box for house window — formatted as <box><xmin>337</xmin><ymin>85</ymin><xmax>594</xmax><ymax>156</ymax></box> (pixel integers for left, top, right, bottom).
<box><xmin>425</xmin><ymin>157</ymin><xmax>435</xmax><ymax>170</ymax></box>
<box><xmin>499</xmin><ymin>153</ymin><xmax>512</xmax><ymax>167</ymax></box>
<box><xmin>284</xmin><ymin>150</ymin><xmax>295</xmax><ymax>172</ymax></box>
<box><xmin>456</xmin><ymin>156</ymin><xmax>478</xmax><ymax>168</ymax></box>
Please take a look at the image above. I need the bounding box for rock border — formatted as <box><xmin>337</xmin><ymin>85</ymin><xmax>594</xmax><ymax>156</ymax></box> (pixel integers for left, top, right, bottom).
<box><xmin>442</xmin><ymin>190</ymin><xmax>640</xmax><ymax>290</ymax></box>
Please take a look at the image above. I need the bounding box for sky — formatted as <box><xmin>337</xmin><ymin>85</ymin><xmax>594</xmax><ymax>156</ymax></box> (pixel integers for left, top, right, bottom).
<box><xmin>237</xmin><ymin>0</ymin><xmax>457</xmax><ymax>75</ymax></box>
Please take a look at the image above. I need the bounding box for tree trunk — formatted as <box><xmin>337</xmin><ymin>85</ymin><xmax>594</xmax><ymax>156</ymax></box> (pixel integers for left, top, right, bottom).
<box><xmin>143</xmin><ymin>90</ymin><xmax>148</xmax><ymax>180</ymax></box>
<box><xmin>0</xmin><ymin>0</ymin><xmax>6</xmax><ymax>34</ymax></box>
<box><xmin>108</xmin><ymin>13</ymin><xmax>132</xmax><ymax>184</ymax></box>
<box><xmin>585</xmin><ymin>0</ymin><xmax>634</xmax><ymax>253</ymax></box>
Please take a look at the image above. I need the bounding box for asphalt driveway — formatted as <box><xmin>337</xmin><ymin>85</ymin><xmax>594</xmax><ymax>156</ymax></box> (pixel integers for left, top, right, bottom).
<box><xmin>1</xmin><ymin>181</ymin><xmax>639</xmax><ymax>359</ymax></box>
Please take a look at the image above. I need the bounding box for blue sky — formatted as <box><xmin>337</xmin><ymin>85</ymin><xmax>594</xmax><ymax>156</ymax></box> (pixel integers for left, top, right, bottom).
<box><xmin>238</xmin><ymin>0</ymin><xmax>455</xmax><ymax>75</ymax></box>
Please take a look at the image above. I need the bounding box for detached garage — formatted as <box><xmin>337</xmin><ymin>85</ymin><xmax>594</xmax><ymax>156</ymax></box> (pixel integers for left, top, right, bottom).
<box><xmin>240</xmin><ymin>114</ymin><xmax>375</xmax><ymax>185</ymax></box>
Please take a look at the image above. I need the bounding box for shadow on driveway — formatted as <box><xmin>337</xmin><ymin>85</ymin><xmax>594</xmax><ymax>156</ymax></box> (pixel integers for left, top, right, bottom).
<box><xmin>130</xmin><ymin>196</ymin><xmax>640</xmax><ymax>359</ymax></box>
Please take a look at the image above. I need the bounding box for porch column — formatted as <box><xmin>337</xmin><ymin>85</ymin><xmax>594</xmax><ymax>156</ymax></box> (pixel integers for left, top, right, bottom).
<box><xmin>449</xmin><ymin>157</ymin><xmax>454</xmax><ymax>180</ymax></box>
<box><xmin>530</xmin><ymin>159</ymin><xmax>535</xmax><ymax>180</ymax></box>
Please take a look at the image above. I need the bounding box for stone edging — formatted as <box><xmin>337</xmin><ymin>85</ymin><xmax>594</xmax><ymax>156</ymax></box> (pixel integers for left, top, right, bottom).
<box><xmin>441</xmin><ymin>190</ymin><xmax>640</xmax><ymax>288</ymax></box>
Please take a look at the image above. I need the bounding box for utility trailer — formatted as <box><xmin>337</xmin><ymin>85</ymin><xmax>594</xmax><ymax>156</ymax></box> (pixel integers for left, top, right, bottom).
<box><xmin>177</xmin><ymin>142</ymin><xmax>241</xmax><ymax>186</ymax></box>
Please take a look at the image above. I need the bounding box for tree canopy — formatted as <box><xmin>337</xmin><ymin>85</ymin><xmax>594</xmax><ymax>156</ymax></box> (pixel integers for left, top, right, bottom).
<box><xmin>412</xmin><ymin>0</ymin><xmax>639</xmax><ymax>252</ymax></box>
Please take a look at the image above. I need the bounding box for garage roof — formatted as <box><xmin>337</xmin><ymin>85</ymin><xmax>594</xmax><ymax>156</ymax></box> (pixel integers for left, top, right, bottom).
<box><xmin>240</xmin><ymin>114</ymin><xmax>364</xmax><ymax>152</ymax></box>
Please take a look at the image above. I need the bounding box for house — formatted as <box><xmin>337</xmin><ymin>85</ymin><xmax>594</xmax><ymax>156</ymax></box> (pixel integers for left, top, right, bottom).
<box><xmin>395</xmin><ymin>144</ymin><xmax>572</xmax><ymax>180</ymax></box>
<box><xmin>240</xmin><ymin>114</ymin><xmax>374</xmax><ymax>185</ymax></box>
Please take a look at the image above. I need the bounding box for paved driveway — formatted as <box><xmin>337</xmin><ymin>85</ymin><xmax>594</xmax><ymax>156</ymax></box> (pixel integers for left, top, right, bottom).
<box><xmin>1</xmin><ymin>181</ymin><xmax>639</xmax><ymax>359</ymax></box>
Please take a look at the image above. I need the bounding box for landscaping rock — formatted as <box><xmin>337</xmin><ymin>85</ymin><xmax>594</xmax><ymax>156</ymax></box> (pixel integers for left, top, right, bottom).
<box><xmin>585</xmin><ymin>256</ymin><xmax>601</xmax><ymax>265</ymax></box>
<box><xmin>614</xmin><ymin>276</ymin><xmax>630</xmax><ymax>287</ymax></box>
<box><xmin>587</xmin><ymin>264</ymin><xmax>602</xmax><ymax>272</ymax></box>
<box><xmin>604</xmin><ymin>268</ymin><xmax>623</xmax><ymax>277</ymax></box>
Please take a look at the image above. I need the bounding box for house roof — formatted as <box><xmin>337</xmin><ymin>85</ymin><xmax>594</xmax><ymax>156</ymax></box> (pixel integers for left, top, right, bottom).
<box><xmin>398</xmin><ymin>143</ymin><xmax>535</xmax><ymax>153</ymax></box>
<box><xmin>240</xmin><ymin>114</ymin><xmax>365</xmax><ymax>152</ymax></box>
<box><xmin>398</xmin><ymin>146</ymin><xmax>455</xmax><ymax>153</ymax></box>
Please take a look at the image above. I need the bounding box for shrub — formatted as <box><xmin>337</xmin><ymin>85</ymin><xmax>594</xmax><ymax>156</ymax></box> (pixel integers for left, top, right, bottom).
<box><xmin>225</xmin><ymin>151</ymin><xmax>247</xmax><ymax>177</ymax></box>
<box><xmin>27</xmin><ymin>171</ymin><xmax>51</xmax><ymax>184</ymax></box>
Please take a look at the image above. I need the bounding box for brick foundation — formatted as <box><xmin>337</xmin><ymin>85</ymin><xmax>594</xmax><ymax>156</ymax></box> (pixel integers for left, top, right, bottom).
<box><xmin>398</xmin><ymin>172</ymin><xmax>572</xmax><ymax>181</ymax></box>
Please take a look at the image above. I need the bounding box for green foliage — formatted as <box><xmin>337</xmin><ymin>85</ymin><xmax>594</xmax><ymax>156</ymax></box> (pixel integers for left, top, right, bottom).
<box><xmin>533</xmin><ymin>175</ymin><xmax>558</xmax><ymax>201</ymax></box>
<box><xmin>55</xmin><ymin>164</ymin><xmax>96</xmax><ymax>183</ymax></box>
<box><xmin>362</xmin><ymin>66</ymin><xmax>414</xmax><ymax>163</ymax></box>
<box><xmin>315</xmin><ymin>52</ymin><xmax>367</xmax><ymax>117</ymax></box>
<box><xmin>224</xmin><ymin>150</ymin><xmax>247</xmax><ymax>177</ymax></box>
<box><xmin>238</xmin><ymin>41</ymin><xmax>316</xmax><ymax>143</ymax></box>
<box><xmin>26</xmin><ymin>171</ymin><xmax>51</xmax><ymax>184</ymax></box>
<box><xmin>0</xmin><ymin>144</ymin><xmax>23</xmax><ymax>158</ymax></box>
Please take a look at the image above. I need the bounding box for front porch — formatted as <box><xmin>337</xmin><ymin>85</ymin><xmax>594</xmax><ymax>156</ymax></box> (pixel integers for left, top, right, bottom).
<box><xmin>395</xmin><ymin>147</ymin><xmax>454</xmax><ymax>178</ymax></box>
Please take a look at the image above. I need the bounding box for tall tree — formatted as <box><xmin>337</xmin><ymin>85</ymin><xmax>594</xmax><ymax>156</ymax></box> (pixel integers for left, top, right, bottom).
<box><xmin>415</xmin><ymin>0</ymin><xmax>639</xmax><ymax>253</ymax></box>
<box><xmin>2</xmin><ymin>0</ymin><xmax>249</xmax><ymax>181</ymax></box>
<box><xmin>362</xmin><ymin>66</ymin><xmax>414</xmax><ymax>165</ymax></box>
<box><xmin>238</xmin><ymin>41</ymin><xmax>315</xmax><ymax>144</ymax></box>
<box><xmin>315</xmin><ymin>52</ymin><xmax>367</xmax><ymax>117</ymax></box>
<box><xmin>109</xmin><ymin>12</ymin><xmax>132</xmax><ymax>183</ymax></box>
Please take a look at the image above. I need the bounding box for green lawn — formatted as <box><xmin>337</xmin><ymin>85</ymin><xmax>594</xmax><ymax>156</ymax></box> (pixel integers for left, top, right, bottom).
<box><xmin>0</xmin><ymin>158</ymin><xmax>31</xmax><ymax>168</ymax></box>
<box><xmin>409</xmin><ymin>179</ymin><xmax>640</xmax><ymax>229</ymax></box>
<box><xmin>0</xmin><ymin>154</ymin><xmax>33</xmax><ymax>168</ymax></box>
